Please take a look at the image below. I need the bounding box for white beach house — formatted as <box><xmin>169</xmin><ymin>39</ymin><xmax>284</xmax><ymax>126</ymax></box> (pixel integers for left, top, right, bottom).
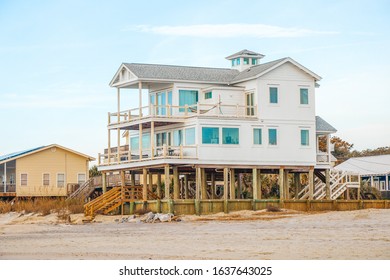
<box><xmin>92</xmin><ymin>49</ymin><xmax>358</xmax><ymax>214</ymax></box>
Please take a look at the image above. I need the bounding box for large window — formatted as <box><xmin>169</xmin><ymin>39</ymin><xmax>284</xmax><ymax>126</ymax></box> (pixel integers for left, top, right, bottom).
<box><xmin>252</xmin><ymin>58</ymin><xmax>257</xmax><ymax>65</ymax></box>
<box><xmin>268</xmin><ymin>128</ymin><xmax>277</xmax><ymax>145</ymax></box>
<box><xmin>202</xmin><ymin>127</ymin><xmax>219</xmax><ymax>144</ymax></box>
<box><xmin>236</xmin><ymin>58</ymin><xmax>240</xmax><ymax>65</ymax></box>
<box><xmin>43</xmin><ymin>173</ymin><xmax>50</xmax><ymax>186</ymax></box>
<box><xmin>222</xmin><ymin>128</ymin><xmax>239</xmax><ymax>144</ymax></box>
<box><xmin>57</xmin><ymin>173</ymin><xmax>65</xmax><ymax>188</ymax></box>
<box><xmin>243</xmin><ymin>58</ymin><xmax>249</xmax><ymax>65</ymax></box>
<box><xmin>179</xmin><ymin>90</ymin><xmax>198</xmax><ymax>112</ymax></box>
<box><xmin>185</xmin><ymin>127</ymin><xmax>195</xmax><ymax>145</ymax></box>
<box><xmin>253</xmin><ymin>128</ymin><xmax>262</xmax><ymax>145</ymax></box>
<box><xmin>155</xmin><ymin>132</ymin><xmax>170</xmax><ymax>147</ymax></box>
<box><xmin>300</xmin><ymin>88</ymin><xmax>309</xmax><ymax>105</ymax></box>
<box><xmin>173</xmin><ymin>130</ymin><xmax>183</xmax><ymax>146</ymax></box>
<box><xmin>130</xmin><ymin>134</ymin><xmax>151</xmax><ymax>150</ymax></box>
<box><xmin>21</xmin><ymin>173</ymin><xmax>27</xmax><ymax>186</ymax></box>
<box><xmin>301</xmin><ymin>129</ymin><xmax>309</xmax><ymax>146</ymax></box>
<box><xmin>246</xmin><ymin>92</ymin><xmax>254</xmax><ymax>116</ymax></box>
<box><xmin>269</xmin><ymin>87</ymin><xmax>278</xmax><ymax>104</ymax></box>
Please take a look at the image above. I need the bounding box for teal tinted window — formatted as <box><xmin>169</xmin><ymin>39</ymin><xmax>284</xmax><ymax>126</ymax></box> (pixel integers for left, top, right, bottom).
<box><xmin>252</xmin><ymin>58</ymin><xmax>257</xmax><ymax>65</ymax></box>
<box><xmin>270</xmin><ymin>87</ymin><xmax>278</xmax><ymax>104</ymax></box>
<box><xmin>168</xmin><ymin>91</ymin><xmax>173</xmax><ymax>115</ymax></box>
<box><xmin>268</xmin><ymin>129</ymin><xmax>277</xmax><ymax>145</ymax></box>
<box><xmin>253</xmin><ymin>128</ymin><xmax>262</xmax><ymax>145</ymax></box>
<box><xmin>130</xmin><ymin>137</ymin><xmax>139</xmax><ymax>151</ymax></box>
<box><xmin>236</xmin><ymin>58</ymin><xmax>240</xmax><ymax>65</ymax></box>
<box><xmin>173</xmin><ymin>130</ymin><xmax>183</xmax><ymax>146</ymax></box>
<box><xmin>205</xmin><ymin>92</ymin><xmax>212</xmax><ymax>99</ymax></box>
<box><xmin>202</xmin><ymin>127</ymin><xmax>219</xmax><ymax>144</ymax></box>
<box><xmin>185</xmin><ymin>127</ymin><xmax>195</xmax><ymax>145</ymax></box>
<box><xmin>243</xmin><ymin>58</ymin><xmax>249</xmax><ymax>65</ymax></box>
<box><xmin>142</xmin><ymin>134</ymin><xmax>150</xmax><ymax>149</ymax></box>
<box><xmin>232</xmin><ymin>59</ymin><xmax>235</xmax><ymax>66</ymax></box>
<box><xmin>301</xmin><ymin>129</ymin><xmax>309</xmax><ymax>146</ymax></box>
<box><xmin>130</xmin><ymin>134</ymin><xmax>150</xmax><ymax>150</ymax></box>
<box><xmin>300</xmin><ymin>88</ymin><xmax>309</xmax><ymax>104</ymax></box>
<box><xmin>179</xmin><ymin>90</ymin><xmax>198</xmax><ymax>112</ymax></box>
<box><xmin>157</xmin><ymin>91</ymin><xmax>166</xmax><ymax>115</ymax></box>
<box><xmin>222</xmin><ymin>128</ymin><xmax>239</xmax><ymax>144</ymax></box>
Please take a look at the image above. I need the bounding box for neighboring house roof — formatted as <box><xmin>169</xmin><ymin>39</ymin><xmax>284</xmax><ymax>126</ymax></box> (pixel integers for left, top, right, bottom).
<box><xmin>225</xmin><ymin>49</ymin><xmax>265</xmax><ymax>59</ymax></box>
<box><xmin>0</xmin><ymin>144</ymin><xmax>95</xmax><ymax>164</ymax></box>
<box><xmin>335</xmin><ymin>155</ymin><xmax>390</xmax><ymax>176</ymax></box>
<box><xmin>316</xmin><ymin>116</ymin><xmax>337</xmax><ymax>133</ymax></box>
<box><xmin>111</xmin><ymin>57</ymin><xmax>322</xmax><ymax>86</ymax></box>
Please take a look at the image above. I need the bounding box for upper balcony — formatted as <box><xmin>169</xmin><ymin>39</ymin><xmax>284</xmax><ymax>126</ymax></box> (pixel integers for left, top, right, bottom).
<box><xmin>108</xmin><ymin>103</ymin><xmax>257</xmax><ymax>130</ymax></box>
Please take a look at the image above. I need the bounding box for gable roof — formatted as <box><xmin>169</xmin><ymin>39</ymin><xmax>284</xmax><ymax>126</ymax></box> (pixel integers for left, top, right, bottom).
<box><xmin>335</xmin><ymin>155</ymin><xmax>390</xmax><ymax>176</ymax></box>
<box><xmin>0</xmin><ymin>144</ymin><xmax>95</xmax><ymax>164</ymax></box>
<box><xmin>110</xmin><ymin>57</ymin><xmax>322</xmax><ymax>87</ymax></box>
<box><xmin>225</xmin><ymin>49</ymin><xmax>265</xmax><ymax>60</ymax></box>
<box><xmin>316</xmin><ymin>116</ymin><xmax>337</xmax><ymax>133</ymax></box>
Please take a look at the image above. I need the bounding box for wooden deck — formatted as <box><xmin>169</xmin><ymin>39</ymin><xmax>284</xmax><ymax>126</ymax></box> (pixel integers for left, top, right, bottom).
<box><xmin>0</xmin><ymin>192</ymin><xmax>16</xmax><ymax>197</ymax></box>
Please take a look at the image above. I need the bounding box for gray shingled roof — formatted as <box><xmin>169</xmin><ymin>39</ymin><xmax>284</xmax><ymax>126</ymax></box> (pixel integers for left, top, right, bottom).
<box><xmin>230</xmin><ymin>58</ymin><xmax>286</xmax><ymax>83</ymax></box>
<box><xmin>123</xmin><ymin>63</ymin><xmax>239</xmax><ymax>84</ymax></box>
<box><xmin>225</xmin><ymin>49</ymin><xmax>265</xmax><ymax>59</ymax></box>
<box><xmin>316</xmin><ymin>116</ymin><xmax>337</xmax><ymax>133</ymax></box>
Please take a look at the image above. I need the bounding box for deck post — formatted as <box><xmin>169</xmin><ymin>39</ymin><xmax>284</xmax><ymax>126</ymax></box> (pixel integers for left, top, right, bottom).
<box><xmin>148</xmin><ymin>171</ymin><xmax>153</xmax><ymax>196</ymax></box>
<box><xmin>117</xmin><ymin>87</ymin><xmax>121</xmax><ymax>163</ymax></box>
<box><xmin>357</xmin><ymin>176</ymin><xmax>361</xmax><ymax>200</ymax></box>
<box><xmin>117</xmin><ymin>128</ymin><xmax>120</xmax><ymax>163</ymax></box>
<box><xmin>102</xmin><ymin>172</ymin><xmax>107</xmax><ymax>194</ymax></box>
<box><xmin>196</xmin><ymin>167</ymin><xmax>201</xmax><ymax>200</ymax></box>
<box><xmin>173</xmin><ymin>166</ymin><xmax>179</xmax><ymax>199</ymax></box>
<box><xmin>253</xmin><ymin>168</ymin><xmax>261</xmax><ymax>200</ymax></box>
<box><xmin>120</xmin><ymin>170</ymin><xmax>125</xmax><ymax>215</ymax></box>
<box><xmin>325</xmin><ymin>169</ymin><xmax>331</xmax><ymax>199</ymax></box>
<box><xmin>151</xmin><ymin>121</ymin><xmax>155</xmax><ymax>159</ymax></box>
<box><xmin>139</xmin><ymin>124</ymin><xmax>143</xmax><ymax>160</ymax></box>
<box><xmin>201</xmin><ymin>168</ymin><xmax>207</xmax><ymax>199</ymax></box>
<box><xmin>138</xmin><ymin>81</ymin><xmax>142</xmax><ymax>117</ymax></box>
<box><xmin>156</xmin><ymin>173</ymin><xmax>162</xmax><ymax>198</ymax></box>
<box><xmin>107</xmin><ymin>126</ymin><xmax>111</xmax><ymax>164</ymax></box>
<box><xmin>184</xmin><ymin>175</ymin><xmax>188</xmax><ymax>199</ymax></box>
<box><xmin>237</xmin><ymin>173</ymin><xmax>242</xmax><ymax>199</ymax></box>
<box><xmin>284</xmin><ymin>169</ymin><xmax>289</xmax><ymax>199</ymax></box>
<box><xmin>294</xmin><ymin>173</ymin><xmax>300</xmax><ymax>199</ymax></box>
<box><xmin>130</xmin><ymin>172</ymin><xmax>135</xmax><ymax>186</ymax></box>
<box><xmin>4</xmin><ymin>162</ymin><xmax>7</xmax><ymax>193</ymax></box>
<box><xmin>210</xmin><ymin>172</ymin><xmax>215</xmax><ymax>199</ymax></box>
<box><xmin>229</xmin><ymin>168</ymin><xmax>235</xmax><ymax>199</ymax></box>
<box><xmin>257</xmin><ymin>169</ymin><xmax>262</xmax><ymax>199</ymax></box>
<box><xmin>308</xmin><ymin>167</ymin><xmax>314</xmax><ymax>200</ymax></box>
<box><xmin>164</xmin><ymin>165</ymin><xmax>170</xmax><ymax>199</ymax></box>
<box><xmin>279</xmin><ymin>167</ymin><xmax>285</xmax><ymax>200</ymax></box>
<box><xmin>142</xmin><ymin>168</ymin><xmax>147</xmax><ymax>201</ymax></box>
<box><xmin>223</xmin><ymin>167</ymin><xmax>229</xmax><ymax>213</ymax></box>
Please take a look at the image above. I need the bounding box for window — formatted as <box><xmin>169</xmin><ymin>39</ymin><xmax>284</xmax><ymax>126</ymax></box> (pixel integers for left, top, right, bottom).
<box><xmin>246</xmin><ymin>92</ymin><xmax>254</xmax><ymax>116</ymax></box>
<box><xmin>57</xmin><ymin>173</ymin><xmax>65</xmax><ymax>188</ymax></box>
<box><xmin>130</xmin><ymin>134</ymin><xmax>151</xmax><ymax>150</ymax></box>
<box><xmin>43</xmin><ymin>173</ymin><xmax>50</xmax><ymax>186</ymax></box>
<box><xmin>156</xmin><ymin>132</ymin><xmax>169</xmax><ymax>147</ymax></box>
<box><xmin>173</xmin><ymin>130</ymin><xmax>183</xmax><ymax>146</ymax></box>
<box><xmin>253</xmin><ymin>128</ymin><xmax>262</xmax><ymax>145</ymax></box>
<box><xmin>222</xmin><ymin>128</ymin><xmax>239</xmax><ymax>144</ymax></box>
<box><xmin>21</xmin><ymin>173</ymin><xmax>27</xmax><ymax>186</ymax></box>
<box><xmin>78</xmin><ymin>174</ymin><xmax>86</xmax><ymax>186</ymax></box>
<box><xmin>252</xmin><ymin>58</ymin><xmax>257</xmax><ymax>65</ymax></box>
<box><xmin>232</xmin><ymin>59</ymin><xmax>235</xmax><ymax>66</ymax></box>
<box><xmin>185</xmin><ymin>127</ymin><xmax>195</xmax><ymax>145</ymax></box>
<box><xmin>300</xmin><ymin>88</ymin><xmax>309</xmax><ymax>105</ymax></box>
<box><xmin>156</xmin><ymin>91</ymin><xmax>166</xmax><ymax>115</ymax></box>
<box><xmin>243</xmin><ymin>58</ymin><xmax>249</xmax><ymax>65</ymax></box>
<box><xmin>202</xmin><ymin>127</ymin><xmax>219</xmax><ymax>144</ymax></box>
<box><xmin>268</xmin><ymin>128</ymin><xmax>277</xmax><ymax>145</ymax></box>
<box><xmin>380</xmin><ymin>181</ymin><xmax>386</xmax><ymax>191</ymax></box>
<box><xmin>236</xmin><ymin>58</ymin><xmax>240</xmax><ymax>65</ymax></box>
<box><xmin>269</xmin><ymin>87</ymin><xmax>278</xmax><ymax>104</ymax></box>
<box><xmin>179</xmin><ymin>90</ymin><xmax>198</xmax><ymax>112</ymax></box>
<box><xmin>204</xmin><ymin>92</ymin><xmax>212</xmax><ymax>100</ymax></box>
<box><xmin>301</xmin><ymin>129</ymin><xmax>309</xmax><ymax>146</ymax></box>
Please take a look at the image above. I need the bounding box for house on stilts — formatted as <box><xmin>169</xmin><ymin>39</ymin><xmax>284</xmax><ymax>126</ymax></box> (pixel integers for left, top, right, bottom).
<box><xmin>85</xmin><ymin>49</ymin><xmax>360</xmax><ymax>216</ymax></box>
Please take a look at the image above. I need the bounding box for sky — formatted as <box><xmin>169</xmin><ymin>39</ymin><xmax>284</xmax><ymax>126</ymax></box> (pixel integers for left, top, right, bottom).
<box><xmin>0</xmin><ymin>0</ymin><xmax>389</xmax><ymax>161</ymax></box>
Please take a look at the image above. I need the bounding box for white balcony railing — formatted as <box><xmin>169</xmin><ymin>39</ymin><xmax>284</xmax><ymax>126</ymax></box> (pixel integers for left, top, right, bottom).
<box><xmin>108</xmin><ymin>103</ymin><xmax>257</xmax><ymax>126</ymax></box>
<box><xmin>316</xmin><ymin>152</ymin><xmax>330</xmax><ymax>164</ymax></box>
<box><xmin>98</xmin><ymin>144</ymin><xmax>198</xmax><ymax>166</ymax></box>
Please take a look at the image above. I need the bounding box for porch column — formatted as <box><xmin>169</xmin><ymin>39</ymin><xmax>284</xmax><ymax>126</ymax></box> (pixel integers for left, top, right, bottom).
<box><xmin>229</xmin><ymin>168</ymin><xmax>235</xmax><ymax>199</ymax></box>
<box><xmin>142</xmin><ymin>168</ymin><xmax>148</xmax><ymax>201</ymax></box>
<box><xmin>252</xmin><ymin>169</ymin><xmax>258</xmax><ymax>200</ymax></box>
<box><xmin>130</xmin><ymin>172</ymin><xmax>135</xmax><ymax>186</ymax></box>
<box><xmin>102</xmin><ymin>172</ymin><xmax>107</xmax><ymax>194</ymax></box>
<box><xmin>107</xmin><ymin>126</ymin><xmax>111</xmax><ymax>164</ymax></box>
<box><xmin>284</xmin><ymin>169</ymin><xmax>290</xmax><ymax>199</ymax></box>
<box><xmin>173</xmin><ymin>166</ymin><xmax>179</xmax><ymax>199</ymax></box>
<box><xmin>237</xmin><ymin>173</ymin><xmax>242</xmax><ymax>199</ymax></box>
<box><xmin>201</xmin><ymin>168</ymin><xmax>207</xmax><ymax>199</ymax></box>
<box><xmin>139</xmin><ymin>124</ymin><xmax>143</xmax><ymax>159</ymax></box>
<box><xmin>148</xmin><ymin>171</ymin><xmax>153</xmax><ymax>195</ymax></box>
<box><xmin>164</xmin><ymin>165</ymin><xmax>170</xmax><ymax>199</ymax></box>
<box><xmin>120</xmin><ymin>170</ymin><xmax>125</xmax><ymax>215</ymax></box>
<box><xmin>327</xmin><ymin>134</ymin><xmax>331</xmax><ymax>164</ymax></box>
<box><xmin>184</xmin><ymin>175</ymin><xmax>188</xmax><ymax>199</ymax></box>
<box><xmin>138</xmin><ymin>81</ymin><xmax>143</xmax><ymax>117</ymax></box>
<box><xmin>210</xmin><ymin>172</ymin><xmax>215</xmax><ymax>199</ymax></box>
<box><xmin>4</xmin><ymin>162</ymin><xmax>7</xmax><ymax>193</ymax></box>
<box><xmin>156</xmin><ymin>173</ymin><xmax>162</xmax><ymax>198</ymax></box>
<box><xmin>294</xmin><ymin>173</ymin><xmax>300</xmax><ymax>199</ymax></box>
<box><xmin>196</xmin><ymin>167</ymin><xmax>201</xmax><ymax>200</ymax></box>
<box><xmin>151</xmin><ymin>121</ymin><xmax>155</xmax><ymax>159</ymax></box>
<box><xmin>325</xmin><ymin>169</ymin><xmax>331</xmax><ymax>199</ymax></box>
<box><xmin>223</xmin><ymin>168</ymin><xmax>229</xmax><ymax>200</ymax></box>
<box><xmin>117</xmin><ymin>128</ymin><xmax>120</xmax><ymax>162</ymax></box>
<box><xmin>279</xmin><ymin>167</ymin><xmax>285</xmax><ymax>200</ymax></box>
<box><xmin>308</xmin><ymin>167</ymin><xmax>314</xmax><ymax>200</ymax></box>
<box><xmin>370</xmin><ymin>176</ymin><xmax>374</xmax><ymax>188</ymax></box>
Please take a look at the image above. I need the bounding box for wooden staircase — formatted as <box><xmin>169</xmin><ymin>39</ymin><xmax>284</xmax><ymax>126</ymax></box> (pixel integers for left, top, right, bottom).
<box><xmin>298</xmin><ymin>169</ymin><xmax>360</xmax><ymax>200</ymax></box>
<box><xmin>67</xmin><ymin>177</ymin><xmax>95</xmax><ymax>201</ymax></box>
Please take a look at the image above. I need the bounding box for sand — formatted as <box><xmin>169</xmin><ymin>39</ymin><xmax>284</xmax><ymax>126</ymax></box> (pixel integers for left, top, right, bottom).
<box><xmin>0</xmin><ymin>209</ymin><xmax>389</xmax><ymax>260</ymax></box>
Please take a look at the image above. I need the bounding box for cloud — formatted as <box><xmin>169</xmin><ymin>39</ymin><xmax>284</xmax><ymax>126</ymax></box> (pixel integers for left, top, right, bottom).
<box><xmin>127</xmin><ymin>23</ymin><xmax>337</xmax><ymax>38</ymax></box>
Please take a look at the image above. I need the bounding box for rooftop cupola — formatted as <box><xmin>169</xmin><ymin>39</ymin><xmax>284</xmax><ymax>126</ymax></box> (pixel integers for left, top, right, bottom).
<box><xmin>225</xmin><ymin>49</ymin><xmax>265</xmax><ymax>72</ymax></box>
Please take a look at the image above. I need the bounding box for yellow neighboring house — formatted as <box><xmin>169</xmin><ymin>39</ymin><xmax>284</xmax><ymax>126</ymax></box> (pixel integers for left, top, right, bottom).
<box><xmin>0</xmin><ymin>144</ymin><xmax>95</xmax><ymax>197</ymax></box>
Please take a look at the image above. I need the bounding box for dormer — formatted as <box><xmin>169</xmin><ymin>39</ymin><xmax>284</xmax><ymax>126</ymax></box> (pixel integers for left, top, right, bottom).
<box><xmin>225</xmin><ymin>49</ymin><xmax>265</xmax><ymax>72</ymax></box>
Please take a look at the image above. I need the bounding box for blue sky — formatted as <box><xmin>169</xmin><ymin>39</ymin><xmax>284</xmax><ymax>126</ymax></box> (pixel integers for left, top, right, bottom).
<box><xmin>0</xmin><ymin>0</ymin><xmax>389</xmax><ymax>160</ymax></box>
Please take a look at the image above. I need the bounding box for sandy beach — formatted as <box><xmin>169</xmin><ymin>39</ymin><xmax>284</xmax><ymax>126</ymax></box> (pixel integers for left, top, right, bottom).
<box><xmin>0</xmin><ymin>209</ymin><xmax>389</xmax><ymax>260</ymax></box>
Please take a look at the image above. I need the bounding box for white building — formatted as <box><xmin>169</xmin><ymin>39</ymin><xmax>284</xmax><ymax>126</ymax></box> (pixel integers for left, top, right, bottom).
<box><xmin>95</xmin><ymin>49</ymin><xmax>355</xmax><ymax>205</ymax></box>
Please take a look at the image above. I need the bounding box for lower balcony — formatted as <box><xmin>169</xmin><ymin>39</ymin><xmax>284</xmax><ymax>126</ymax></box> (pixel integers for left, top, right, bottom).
<box><xmin>98</xmin><ymin>144</ymin><xmax>198</xmax><ymax>166</ymax></box>
<box><xmin>316</xmin><ymin>152</ymin><xmax>331</xmax><ymax>165</ymax></box>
